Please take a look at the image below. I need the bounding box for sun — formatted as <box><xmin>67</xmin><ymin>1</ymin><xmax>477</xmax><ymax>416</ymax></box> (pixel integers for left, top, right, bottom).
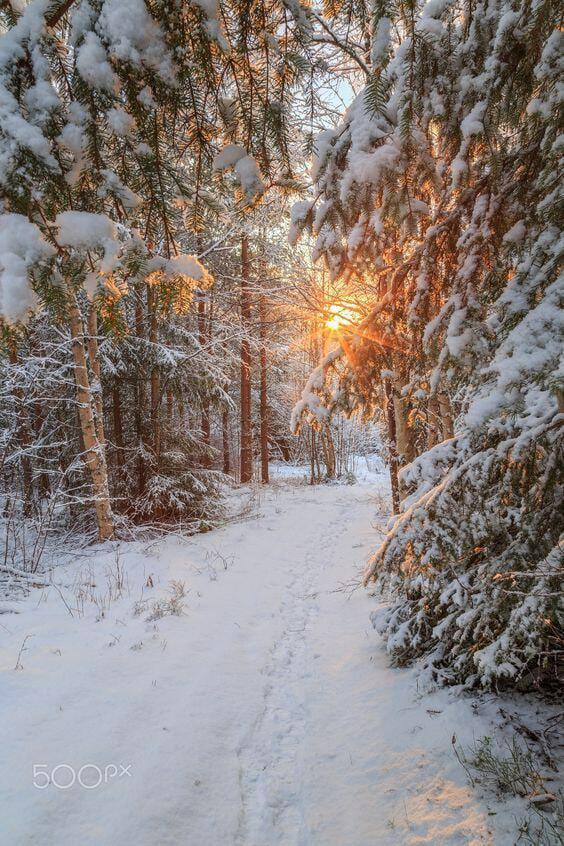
<box><xmin>326</xmin><ymin>313</ymin><xmax>343</xmax><ymax>330</ymax></box>
<box><xmin>325</xmin><ymin>303</ymin><xmax>357</xmax><ymax>331</ymax></box>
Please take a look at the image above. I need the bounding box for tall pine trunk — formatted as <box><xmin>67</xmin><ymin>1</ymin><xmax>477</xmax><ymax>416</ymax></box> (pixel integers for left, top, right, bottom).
<box><xmin>8</xmin><ymin>339</ymin><xmax>33</xmax><ymax>516</ymax></box>
<box><xmin>310</xmin><ymin>428</ymin><xmax>316</xmax><ymax>485</ymax></box>
<box><xmin>86</xmin><ymin>304</ymin><xmax>105</xmax><ymax>446</ymax></box>
<box><xmin>426</xmin><ymin>394</ymin><xmax>440</xmax><ymax>449</ymax></box>
<box><xmin>438</xmin><ymin>392</ymin><xmax>454</xmax><ymax>440</ymax></box>
<box><xmin>135</xmin><ymin>285</ymin><xmax>146</xmax><ymax>496</ymax></box>
<box><xmin>112</xmin><ymin>386</ymin><xmax>124</xmax><ymax>469</ymax></box>
<box><xmin>259</xmin><ymin>294</ymin><xmax>269</xmax><ymax>483</ymax></box>
<box><xmin>240</xmin><ymin>236</ymin><xmax>252</xmax><ymax>483</ymax></box>
<box><xmin>392</xmin><ymin>374</ymin><xmax>415</xmax><ymax>466</ymax></box>
<box><xmin>198</xmin><ymin>291</ymin><xmax>211</xmax><ymax>467</ymax></box>
<box><xmin>321</xmin><ymin>426</ymin><xmax>336</xmax><ymax>479</ymax></box>
<box><xmin>147</xmin><ymin>284</ymin><xmax>160</xmax><ymax>458</ymax></box>
<box><xmin>68</xmin><ymin>291</ymin><xmax>114</xmax><ymax>540</ymax></box>
<box><xmin>384</xmin><ymin>378</ymin><xmax>400</xmax><ymax>514</ymax></box>
<box><xmin>222</xmin><ymin>408</ymin><xmax>230</xmax><ymax>475</ymax></box>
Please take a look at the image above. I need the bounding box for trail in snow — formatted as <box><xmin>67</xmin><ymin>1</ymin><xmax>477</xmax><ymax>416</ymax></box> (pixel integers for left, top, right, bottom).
<box><xmin>0</xmin><ymin>468</ymin><xmax>519</xmax><ymax>845</ymax></box>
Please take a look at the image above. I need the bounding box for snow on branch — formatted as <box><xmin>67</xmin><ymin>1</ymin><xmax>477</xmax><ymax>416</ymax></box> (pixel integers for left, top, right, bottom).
<box><xmin>290</xmin><ymin>346</ymin><xmax>343</xmax><ymax>433</ymax></box>
<box><xmin>213</xmin><ymin>145</ymin><xmax>265</xmax><ymax>199</ymax></box>
<box><xmin>0</xmin><ymin>214</ymin><xmax>55</xmax><ymax>324</ymax></box>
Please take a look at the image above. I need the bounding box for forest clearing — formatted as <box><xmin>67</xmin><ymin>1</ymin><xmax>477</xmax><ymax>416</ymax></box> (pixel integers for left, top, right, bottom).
<box><xmin>0</xmin><ymin>0</ymin><xmax>562</xmax><ymax>843</ymax></box>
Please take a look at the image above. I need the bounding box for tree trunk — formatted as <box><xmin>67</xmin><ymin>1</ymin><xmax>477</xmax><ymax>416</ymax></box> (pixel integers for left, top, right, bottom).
<box><xmin>178</xmin><ymin>388</ymin><xmax>185</xmax><ymax>422</ymax></box>
<box><xmin>240</xmin><ymin>236</ymin><xmax>253</xmax><ymax>483</ymax></box>
<box><xmin>392</xmin><ymin>377</ymin><xmax>415</xmax><ymax>466</ymax></box>
<box><xmin>310</xmin><ymin>427</ymin><xmax>316</xmax><ymax>485</ymax></box>
<box><xmin>259</xmin><ymin>294</ymin><xmax>269</xmax><ymax>483</ymax></box>
<box><xmin>198</xmin><ymin>291</ymin><xmax>211</xmax><ymax>467</ymax></box>
<box><xmin>384</xmin><ymin>378</ymin><xmax>400</xmax><ymax>515</ymax></box>
<box><xmin>8</xmin><ymin>339</ymin><xmax>33</xmax><ymax>516</ymax></box>
<box><xmin>135</xmin><ymin>285</ymin><xmax>146</xmax><ymax>496</ymax></box>
<box><xmin>314</xmin><ymin>433</ymin><xmax>323</xmax><ymax>481</ymax></box>
<box><xmin>68</xmin><ymin>291</ymin><xmax>114</xmax><ymax>540</ymax></box>
<box><xmin>86</xmin><ymin>304</ymin><xmax>105</xmax><ymax>446</ymax></box>
<box><xmin>427</xmin><ymin>394</ymin><xmax>440</xmax><ymax>449</ymax></box>
<box><xmin>222</xmin><ymin>408</ymin><xmax>230</xmax><ymax>475</ymax></box>
<box><xmin>321</xmin><ymin>426</ymin><xmax>336</xmax><ymax>478</ymax></box>
<box><xmin>438</xmin><ymin>391</ymin><xmax>454</xmax><ymax>440</ymax></box>
<box><xmin>33</xmin><ymin>396</ymin><xmax>50</xmax><ymax>498</ymax></box>
<box><xmin>147</xmin><ymin>284</ymin><xmax>160</xmax><ymax>458</ymax></box>
<box><xmin>112</xmin><ymin>386</ymin><xmax>124</xmax><ymax>469</ymax></box>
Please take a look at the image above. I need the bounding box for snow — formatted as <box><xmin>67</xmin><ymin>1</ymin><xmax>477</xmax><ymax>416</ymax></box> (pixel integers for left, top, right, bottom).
<box><xmin>55</xmin><ymin>211</ymin><xmax>117</xmax><ymax>248</ymax></box>
<box><xmin>340</xmin><ymin>143</ymin><xmax>400</xmax><ymax>201</ymax></box>
<box><xmin>76</xmin><ymin>31</ymin><xmax>118</xmax><ymax>92</ymax></box>
<box><xmin>290</xmin><ymin>346</ymin><xmax>342</xmax><ymax>431</ymax></box>
<box><xmin>312</xmin><ymin>199</ymin><xmax>331</xmax><ymax>234</ymax></box>
<box><xmin>416</xmin><ymin>16</ymin><xmax>446</xmax><ymax>37</ymax></box>
<box><xmin>0</xmin><ymin>213</ymin><xmax>54</xmax><ymax>324</ymax></box>
<box><xmin>311</xmin><ymin>128</ymin><xmax>337</xmax><ymax>180</ymax></box>
<box><xmin>23</xmin><ymin>46</ymin><xmax>59</xmax><ymax>120</ymax></box>
<box><xmin>0</xmin><ymin>469</ymin><xmax>546</xmax><ymax>845</ymax></box>
<box><xmin>503</xmin><ymin>219</ymin><xmax>526</xmax><ymax>243</ymax></box>
<box><xmin>69</xmin><ymin>0</ymin><xmax>96</xmax><ymax>46</ymax></box>
<box><xmin>212</xmin><ymin>146</ymin><xmax>265</xmax><ymax>199</ymax></box>
<box><xmin>98</xmin><ymin>0</ymin><xmax>175</xmax><ymax>82</ymax></box>
<box><xmin>0</xmin><ymin>0</ymin><xmax>47</xmax><ymax>69</ymax></box>
<box><xmin>370</xmin><ymin>206</ymin><xmax>384</xmax><ymax>235</ymax></box>
<box><xmin>137</xmin><ymin>85</ymin><xmax>156</xmax><ymax>109</ymax></box>
<box><xmin>99</xmin><ymin>169</ymin><xmax>141</xmax><ymax>209</ymax></box>
<box><xmin>234</xmin><ymin>155</ymin><xmax>265</xmax><ymax>199</ymax></box>
<box><xmin>191</xmin><ymin>0</ymin><xmax>229</xmax><ymax>51</ymax></box>
<box><xmin>213</xmin><ymin>143</ymin><xmax>247</xmax><ymax>171</ymax></box>
<box><xmin>136</xmin><ymin>141</ymin><xmax>152</xmax><ymax>157</ymax></box>
<box><xmin>106</xmin><ymin>106</ymin><xmax>136</xmax><ymax>137</ymax></box>
<box><xmin>371</xmin><ymin>17</ymin><xmax>391</xmax><ymax>68</ymax></box>
<box><xmin>450</xmin><ymin>155</ymin><xmax>467</xmax><ymax>184</ymax></box>
<box><xmin>460</xmin><ymin>101</ymin><xmax>487</xmax><ymax>138</ymax></box>
<box><xmin>73</xmin><ymin>0</ymin><xmax>175</xmax><ymax>88</ymax></box>
<box><xmin>421</xmin><ymin>0</ymin><xmax>452</xmax><ymax>17</ymax></box>
<box><xmin>288</xmin><ymin>200</ymin><xmax>313</xmax><ymax>246</ymax></box>
<box><xmin>168</xmin><ymin>253</ymin><xmax>210</xmax><ymax>284</ymax></box>
<box><xmin>55</xmin><ymin>211</ymin><xmax>123</xmax><ymax>279</ymax></box>
<box><xmin>57</xmin><ymin>121</ymin><xmax>85</xmax><ymax>161</ymax></box>
<box><xmin>0</xmin><ymin>78</ymin><xmax>58</xmax><ymax>181</ymax></box>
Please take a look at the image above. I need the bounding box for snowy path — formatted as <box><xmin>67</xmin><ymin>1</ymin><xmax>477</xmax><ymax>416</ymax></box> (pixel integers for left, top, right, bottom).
<box><xmin>1</xmin><ymin>472</ymin><xmax>505</xmax><ymax>845</ymax></box>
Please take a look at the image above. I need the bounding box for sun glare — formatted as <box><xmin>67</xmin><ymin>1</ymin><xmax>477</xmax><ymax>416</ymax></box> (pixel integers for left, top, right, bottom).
<box><xmin>325</xmin><ymin>303</ymin><xmax>357</xmax><ymax>331</ymax></box>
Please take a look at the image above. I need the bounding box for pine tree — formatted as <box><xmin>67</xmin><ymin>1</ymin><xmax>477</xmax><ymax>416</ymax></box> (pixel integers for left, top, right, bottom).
<box><xmin>0</xmin><ymin>0</ymin><xmax>334</xmax><ymax>544</ymax></box>
<box><xmin>291</xmin><ymin>0</ymin><xmax>563</xmax><ymax>689</ymax></box>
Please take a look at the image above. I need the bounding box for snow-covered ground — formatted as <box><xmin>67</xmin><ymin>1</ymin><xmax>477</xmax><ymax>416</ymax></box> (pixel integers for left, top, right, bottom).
<box><xmin>0</xmin><ymin>466</ymin><xmax>558</xmax><ymax>845</ymax></box>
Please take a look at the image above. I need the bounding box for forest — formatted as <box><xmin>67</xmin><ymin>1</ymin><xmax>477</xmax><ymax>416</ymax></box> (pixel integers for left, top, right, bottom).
<box><xmin>0</xmin><ymin>0</ymin><xmax>562</xmax><ymax>844</ymax></box>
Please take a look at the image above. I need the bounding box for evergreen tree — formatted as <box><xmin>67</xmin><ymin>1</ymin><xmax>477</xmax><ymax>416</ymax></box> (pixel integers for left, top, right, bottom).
<box><xmin>291</xmin><ymin>0</ymin><xmax>563</xmax><ymax>688</ymax></box>
<box><xmin>0</xmin><ymin>0</ymin><xmax>338</xmax><ymax>543</ymax></box>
